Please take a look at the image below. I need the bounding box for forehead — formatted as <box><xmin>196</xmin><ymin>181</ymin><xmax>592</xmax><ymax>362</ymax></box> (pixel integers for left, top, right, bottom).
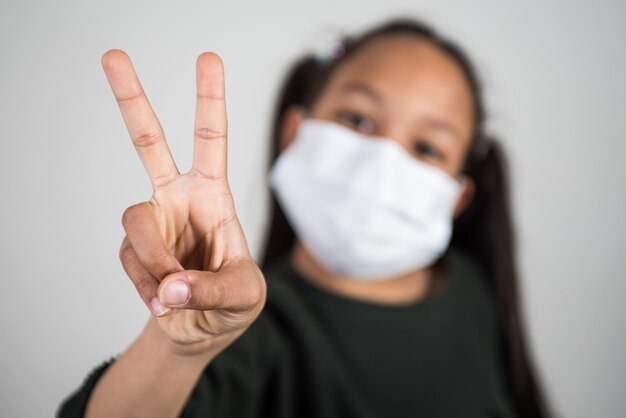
<box><xmin>322</xmin><ymin>34</ymin><xmax>475</xmax><ymax>142</ymax></box>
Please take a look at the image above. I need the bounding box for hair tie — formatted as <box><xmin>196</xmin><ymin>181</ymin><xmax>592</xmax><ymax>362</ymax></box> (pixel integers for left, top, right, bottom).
<box><xmin>303</xmin><ymin>25</ymin><xmax>348</xmax><ymax>65</ymax></box>
<box><xmin>314</xmin><ymin>39</ymin><xmax>346</xmax><ymax>64</ymax></box>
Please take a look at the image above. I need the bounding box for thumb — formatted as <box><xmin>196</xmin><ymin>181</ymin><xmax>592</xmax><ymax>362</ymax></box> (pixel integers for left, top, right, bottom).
<box><xmin>157</xmin><ymin>259</ymin><xmax>265</xmax><ymax>313</ymax></box>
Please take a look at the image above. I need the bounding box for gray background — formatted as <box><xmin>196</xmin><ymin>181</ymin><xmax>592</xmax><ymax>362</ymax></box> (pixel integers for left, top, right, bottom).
<box><xmin>1</xmin><ymin>0</ymin><xmax>624</xmax><ymax>417</ymax></box>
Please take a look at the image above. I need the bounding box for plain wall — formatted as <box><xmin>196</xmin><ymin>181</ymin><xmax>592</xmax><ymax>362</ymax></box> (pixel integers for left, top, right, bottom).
<box><xmin>1</xmin><ymin>0</ymin><xmax>624</xmax><ymax>416</ymax></box>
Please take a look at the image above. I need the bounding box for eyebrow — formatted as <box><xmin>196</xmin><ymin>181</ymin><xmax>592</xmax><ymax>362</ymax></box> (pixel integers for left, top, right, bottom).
<box><xmin>338</xmin><ymin>81</ymin><xmax>384</xmax><ymax>104</ymax></box>
<box><xmin>422</xmin><ymin>118</ymin><xmax>463</xmax><ymax>141</ymax></box>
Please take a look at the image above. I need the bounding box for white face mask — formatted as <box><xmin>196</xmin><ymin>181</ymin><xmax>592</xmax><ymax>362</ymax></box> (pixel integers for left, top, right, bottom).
<box><xmin>268</xmin><ymin>118</ymin><xmax>462</xmax><ymax>281</ymax></box>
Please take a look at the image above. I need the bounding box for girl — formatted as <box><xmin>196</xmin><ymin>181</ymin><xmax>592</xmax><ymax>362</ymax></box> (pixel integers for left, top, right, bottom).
<box><xmin>59</xmin><ymin>18</ymin><xmax>549</xmax><ymax>418</ymax></box>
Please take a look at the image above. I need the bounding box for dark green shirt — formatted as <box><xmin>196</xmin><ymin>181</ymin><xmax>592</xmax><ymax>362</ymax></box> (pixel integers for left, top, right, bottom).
<box><xmin>58</xmin><ymin>248</ymin><xmax>517</xmax><ymax>417</ymax></box>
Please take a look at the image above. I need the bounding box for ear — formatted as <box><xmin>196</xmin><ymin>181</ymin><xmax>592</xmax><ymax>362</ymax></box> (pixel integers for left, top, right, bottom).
<box><xmin>453</xmin><ymin>176</ymin><xmax>475</xmax><ymax>219</ymax></box>
<box><xmin>279</xmin><ymin>105</ymin><xmax>306</xmax><ymax>153</ymax></box>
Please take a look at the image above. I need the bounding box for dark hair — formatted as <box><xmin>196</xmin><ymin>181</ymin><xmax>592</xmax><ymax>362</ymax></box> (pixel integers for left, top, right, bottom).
<box><xmin>260</xmin><ymin>18</ymin><xmax>550</xmax><ymax>418</ymax></box>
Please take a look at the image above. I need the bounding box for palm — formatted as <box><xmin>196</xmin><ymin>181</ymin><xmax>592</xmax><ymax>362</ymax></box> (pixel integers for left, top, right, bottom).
<box><xmin>102</xmin><ymin>50</ymin><xmax>265</xmax><ymax>354</ymax></box>
<box><xmin>151</xmin><ymin>175</ymin><xmax>250</xmax><ymax>341</ymax></box>
<box><xmin>150</xmin><ymin>175</ymin><xmax>238</xmax><ymax>268</ymax></box>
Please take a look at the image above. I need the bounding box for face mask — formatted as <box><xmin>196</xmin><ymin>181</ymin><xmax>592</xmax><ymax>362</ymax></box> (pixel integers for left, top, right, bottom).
<box><xmin>268</xmin><ymin>118</ymin><xmax>462</xmax><ymax>280</ymax></box>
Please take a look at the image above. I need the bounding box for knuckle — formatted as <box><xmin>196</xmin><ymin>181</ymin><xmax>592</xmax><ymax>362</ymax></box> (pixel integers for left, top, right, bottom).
<box><xmin>230</xmin><ymin>262</ymin><xmax>265</xmax><ymax>311</ymax></box>
<box><xmin>194</xmin><ymin>127</ymin><xmax>226</xmax><ymax>141</ymax></box>
<box><xmin>118</xmin><ymin>241</ymin><xmax>134</xmax><ymax>264</ymax></box>
<box><xmin>121</xmin><ymin>204</ymin><xmax>140</xmax><ymax>228</ymax></box>
<box><xmin>241</xmin><ymin>283</ymin><xmax>261</xmax><ymax>310</ymax></box>
<box><xmin>188</xmin><ymin>166</ymin><xmax>226</xmax><ymax>182</ymax></box>
<box><xmin>133</xmin><ymin>130</ymin><xmax>163</xmax><ymax>148</ymax></box>
<box><xmin>139</xmin><ymin>250</ymin><xmax>162</xmax><ymax>270</ymax></box>
<box><xmin>121</xmin><ymin>203</ymin><xmax>148</xmax><ymax>230</ymax></box>
<box><xmin>214</xmin><ymin>278</ymin><xmax>229</xmax><ymax>308</ymax></box>
<box><xmin>142</xmin><ymin>253</ymin><xmax>161</xmax><ymax>273</ymax></box>
<box><xmin>143</xmin><ymin>252</ymin><xmax>181</xmax><ymax>281</ymax></box>
<box><xmin>150</xmin><ymin>170</ymin><xmax>178</xmax><ymax>189</ymax></box>
<box><xmin>197</xmin><ymin>91</ymin><xmax>225</xmax><ymax>101</ymax></box>
<box><xmin>245</xmin><ymin>268</ymin><xmax>266</xmax><ymax>308</ymax></box>
<box><xmin>134</xmin><ymin>277</ymin><xmax>155</xmax><ymax>297</ymax></box>
<box><xmin>202</xmin><ymin>275</ymin><xmax>227</xmax><ymax>309</ymax></box>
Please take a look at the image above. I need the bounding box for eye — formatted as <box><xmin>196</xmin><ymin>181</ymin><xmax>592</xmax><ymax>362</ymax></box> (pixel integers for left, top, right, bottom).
<box><xmin>412</xmin><ymin>140</ymin><xmax>442</xmax><ymax>161</ymax></box>
<box><xmin>338</xmin><ymin>111</ymin><xmax>376</xmax><ymax>134</ymax></box>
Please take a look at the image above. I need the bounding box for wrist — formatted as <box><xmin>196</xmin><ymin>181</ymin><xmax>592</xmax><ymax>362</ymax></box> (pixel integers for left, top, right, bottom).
<box><xmin>141</xmin><ymin>317</ymin><xmax>218</xmax><ymax>369</ymax></box>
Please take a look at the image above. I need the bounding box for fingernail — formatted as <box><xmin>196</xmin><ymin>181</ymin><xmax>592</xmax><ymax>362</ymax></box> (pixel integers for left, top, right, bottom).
<box><xmin>150</xmin><ymin>297</ymin><xmax>170</xmax><ymax>317</ymax></box>
<box><xmin>161</xmin><ymin>280</ymin><xmax>189</xmax><ymax>306</ymax></box>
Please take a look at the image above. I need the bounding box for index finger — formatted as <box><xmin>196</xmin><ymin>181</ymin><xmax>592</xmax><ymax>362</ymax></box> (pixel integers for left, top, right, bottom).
<box><xmin>101</xmin><ymin>49</ymin><xmax>179</xmax><ymax>188</ymax></box>
<box><xmin>191</xmin><ymin>52</ymin><xmax>228</xmax><ymax>180</ymax></box>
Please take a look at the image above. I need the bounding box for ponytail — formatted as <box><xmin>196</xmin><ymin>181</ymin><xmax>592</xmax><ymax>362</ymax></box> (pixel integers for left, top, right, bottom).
<box><xmin>261</xmin><ymin>55</ymin><xmax>318</xmax><ymax>270</ymax></box>
<box><xmin>453</xmin><ymin>139</ymin><xmax>549</xmax><ymax>417</ymax></box>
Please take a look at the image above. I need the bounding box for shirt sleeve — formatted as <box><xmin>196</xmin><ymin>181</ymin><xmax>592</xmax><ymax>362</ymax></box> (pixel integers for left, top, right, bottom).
<box><xmin>56</xmin><ymin>356</ymin><xmax>118</xmax><ymax>418</ymax></box>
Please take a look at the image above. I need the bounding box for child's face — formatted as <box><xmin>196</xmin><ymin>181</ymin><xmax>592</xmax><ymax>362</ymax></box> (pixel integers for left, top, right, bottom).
<box><xmin>309</xmin><ymin>34</ymin><xmax>475</xmax><ymax>177</ymax></box>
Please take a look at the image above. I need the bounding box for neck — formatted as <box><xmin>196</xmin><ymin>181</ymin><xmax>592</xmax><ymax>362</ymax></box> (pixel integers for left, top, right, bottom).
<box><xmin>289</xmin><ymin>241</ymin><xmax>439</xmax><ymax>305</ymax></box>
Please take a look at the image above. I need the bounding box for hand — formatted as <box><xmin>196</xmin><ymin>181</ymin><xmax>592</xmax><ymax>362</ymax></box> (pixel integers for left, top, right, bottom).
<box><xmin>101</xmin><ymin>50</ymin><xmax>266</xmax><ymax>358</ymax></box>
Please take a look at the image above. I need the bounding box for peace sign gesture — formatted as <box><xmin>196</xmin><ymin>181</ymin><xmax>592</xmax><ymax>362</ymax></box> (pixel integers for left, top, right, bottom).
<box><xmin>102</xmin><ymin>50</ymin><xmax>266</xmax><ymax>357</ymax></box>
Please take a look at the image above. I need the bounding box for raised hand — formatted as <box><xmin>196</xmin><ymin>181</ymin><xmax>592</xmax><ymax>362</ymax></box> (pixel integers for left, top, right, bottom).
<box><xmin>101</xmin><ymin>50</ymin><xmax>266</xmax><ymax>357</ymax></box>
